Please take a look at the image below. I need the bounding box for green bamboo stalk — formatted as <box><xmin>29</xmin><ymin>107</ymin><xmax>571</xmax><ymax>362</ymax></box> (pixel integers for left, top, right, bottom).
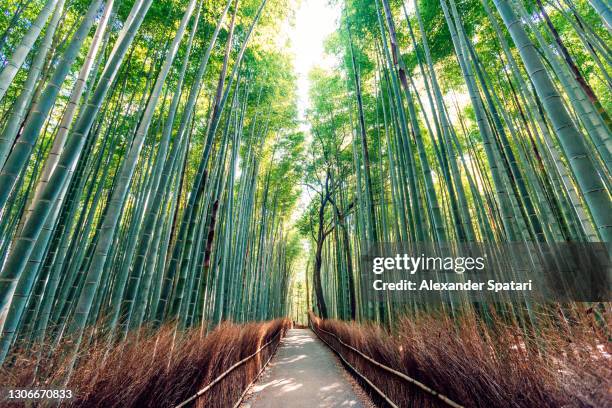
<box><xmin>493</xmin><ymin>0</ymin><xmax>612</xmax><ymax>242</ymax></box>
<box><xmin>0</xmin><ymin>0</ymin><xmax>60</xmax><ymax>103</ymax></box>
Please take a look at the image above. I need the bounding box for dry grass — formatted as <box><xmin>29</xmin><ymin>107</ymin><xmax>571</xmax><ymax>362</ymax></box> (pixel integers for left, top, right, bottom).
<box><xmin>0</xmin><ymin>318</ymin><xmax>290</xmax><ymax>407</ymax></box>
<box><xmin>310</xmin><ymin>307</ymin><xmax>611</xmax><ymax>408</ymax></box>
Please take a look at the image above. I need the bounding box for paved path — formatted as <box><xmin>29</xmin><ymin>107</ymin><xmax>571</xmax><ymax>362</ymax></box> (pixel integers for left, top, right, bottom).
<box><xmin>241</xmin><ymin>329</ymin><xmax>370</xmax><ymax>408</ymax></box>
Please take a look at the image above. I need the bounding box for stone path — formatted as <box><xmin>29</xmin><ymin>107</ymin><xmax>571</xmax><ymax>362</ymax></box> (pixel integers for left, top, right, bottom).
<box><xmin>241</xmin><ymin>329</ymin><xmax>372</xmax><ymax>408</ymax></box>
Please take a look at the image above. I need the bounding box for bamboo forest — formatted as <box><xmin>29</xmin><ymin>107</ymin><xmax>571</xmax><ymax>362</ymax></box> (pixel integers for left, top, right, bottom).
<box><xmin>0</xmin><ymin>0</ymin><xmax>610</xmax><ymax>406</ymax></box>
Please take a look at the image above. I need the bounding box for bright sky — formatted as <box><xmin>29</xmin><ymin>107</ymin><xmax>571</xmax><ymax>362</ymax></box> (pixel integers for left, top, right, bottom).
<box><xmin>286</xmin><ymin>0</ymin><xmax>341</xmax><ymax>123</ymax></box>
<box><xmin>279</xmin><ymin>0</ymin><xmax>341</xmax><ymax>221</ymax></box>
<box><xmin>279</xmin><ymin>0</ymin><xmax>341</xmax><ymax>285</ymax></box>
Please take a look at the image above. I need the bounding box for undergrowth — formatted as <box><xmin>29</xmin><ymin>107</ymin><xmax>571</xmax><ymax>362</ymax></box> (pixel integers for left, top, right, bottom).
<box><xmin>310</xmin><ymin>307</ymin><xmax>610</xmax><ymax>408</ymax></box>
<box><xmin>0</xmin><ymin>318</ymin><xmax>291</xmax><ymax>407</ymax></box>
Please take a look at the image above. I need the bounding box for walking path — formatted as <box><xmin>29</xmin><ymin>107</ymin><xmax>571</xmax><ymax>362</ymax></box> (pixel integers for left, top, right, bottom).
<box><xmin>241</xmin><ymin>329</ymin><xmax>372</xmax><ymax>408</ymax></box>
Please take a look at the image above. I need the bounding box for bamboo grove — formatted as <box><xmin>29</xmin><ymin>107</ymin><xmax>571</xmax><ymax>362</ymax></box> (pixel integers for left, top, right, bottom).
<box><xmin>298</xmin><ymin>0</ymin><xmax>610</xmax><ymax>324</ymax></box>
<box><xmin>0</xmin><ymin>0</ymin><xmax>303</xmax><ymax>367</ymax></box>
<box><xmin>0</xmin><ymin>0</ymin><xmax>610</xmax><ymax>389</ymax></box>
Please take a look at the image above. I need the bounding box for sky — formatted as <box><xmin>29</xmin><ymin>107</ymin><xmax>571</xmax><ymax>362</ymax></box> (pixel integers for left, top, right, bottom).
<box><xmin>277</xmin><ymin>0</ymin><xmax>342</xmax><ymax>220</ymax></box>
<box><xmin>285</xmin><ymin>0</ymin><xmax>341</xmax><ymax>123</ymax></box>
<box><xmin>279</xmin><ymin>0</ymin><xmax>341</xmax><ymax>280</ymax></box>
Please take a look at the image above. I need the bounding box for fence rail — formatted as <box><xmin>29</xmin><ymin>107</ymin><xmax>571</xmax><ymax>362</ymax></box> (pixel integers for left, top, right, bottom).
<box><xmin>311</xmin><ymin>323</ymin><xmax>464</xmax><ymax>408</ymax></box>
<box><xmin>175</xmin><ymin>330</ymin><xmax>283</xmax><ymax>408</ymax></box>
